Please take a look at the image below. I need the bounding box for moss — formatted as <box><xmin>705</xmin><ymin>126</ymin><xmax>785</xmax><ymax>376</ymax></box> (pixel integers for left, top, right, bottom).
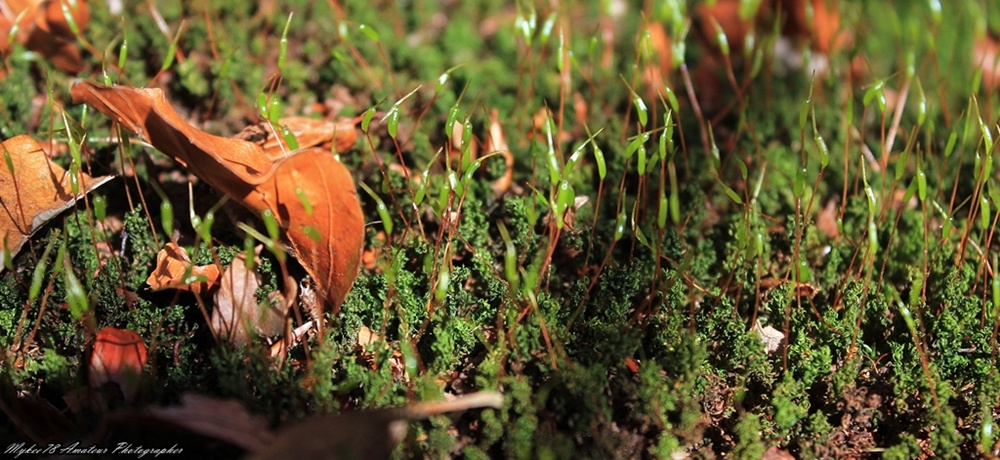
<box><xmin>4</xmin><ymin>0</ymin><xmax>1000</xmax><ymax>456</ymax></box>
<box><xmin>0</xmin><ymin>52</ymin><xmax>35</xmax><ymax>139</ymax></box>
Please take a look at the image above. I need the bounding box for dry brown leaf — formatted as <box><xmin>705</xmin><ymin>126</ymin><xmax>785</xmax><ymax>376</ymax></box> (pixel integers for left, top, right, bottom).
<box><xmin>211</xmin><ymin>247</ymin><xmax>288</xmax><ymax>347</ymax></box>
<box><xmin>975</xmin><ymin>34</ymin><xmax>1000</xmax><ymax>90</ymax></box>
<box><xmin>248</xmin><ymin>391</ymin><xmax>503</xmax><ymax>460</ymax></box>
<box><xmin>483</xmin><ymin>109</ymin><xmax>513</xmax><ymax>197</ymax></box>
<box><xmin>783</xmin><ymin>0</ymin><xmax>841</xmax><ymax>53</ymax></box>
<box><xmin>71</xmin><ymin>82</ymin><xmax>365</xmax><ymax>315</ymax></box>
<box><xmin>146</xmin><ymin>242</ymin><xmax>220</xmax><ymax>295</ymax></box>
<box><xmin>0</xmin><ymin>0</ymin><xmax>90</xmax><ymax>73</ymax></box>
<box><xmin>816</xmin><ymin>197</ymin><xmax>839</xmax><ymax>239</ymax></box>
<box><xmin>762</xmin><ymin>445</ymin><xmax>796</xmax><ymax>460</ymax></box>
<box><xmin>447</xmin><ymin>118</ymin><xmax>478</xmax><ymax>166</ymax></box>
<box><xmin>143</xmin><ymin>393</ymin><xmax>276</xmax><ymax>452</ymax></box>
<box><xmin>752</xmin><ymin>320</ymin><xmax>785</xmax><ymax>354</ymax></box>
<box><xmin>87</xmin><ymin>392</ymin><xmax>276</xmax><ymax>454</ymax></box>
<box><xmin>361</xmin><ymin>230</ymin><xmax>385</xmax><ymax>271</ymax></box>
<box><xmin>0</xmin><ymin>135</ymin><xmax>113</xmax><ymax>271</ymax></box>
<box><xmin>88</xmin><ymin>327</ymin><xmax>147</xmax><ymax>401</ymax></box>
<box><xmin>646</xmin><ymin>22</ymin><xmax>673</xmax><ymax>79</ymax></box>
<box><xmin>696</xmin><ymin>0</ymin><xmax>751</xmax><ymax>55</ymax></box>
<box><xmin>356</xmin><ymin>324</ymin><xmax>405</xmax><ymax>378</ymax></box>
<box><xmin>0</xmin><ymin>377</ymin><xmax>77</xmax><ymax>443</ymax></box>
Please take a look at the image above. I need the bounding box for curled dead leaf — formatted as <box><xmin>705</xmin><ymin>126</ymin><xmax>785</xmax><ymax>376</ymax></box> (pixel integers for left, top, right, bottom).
<box><xmin>0</xmin><ymin>135</ymin><xmax>113</xmax><ymax>271</ymax></box>
<box><xmin>0</xmin><ymin>0</ymin><xmax>90</xmax><ymax>73</ymax></box>
<box><xmin>88</xmin><ymin>327</ymin><xmax>147</xmax><ymax>401</ymax></box>
<box><xmin>71</xmin><ymin>81</ymin><xmax>365</xmax><ymax>314</ymax></box>
<box><xmin>146</xmin><ymin>242</ymin><xmax>220</xmax><ymax>295</ymax></box>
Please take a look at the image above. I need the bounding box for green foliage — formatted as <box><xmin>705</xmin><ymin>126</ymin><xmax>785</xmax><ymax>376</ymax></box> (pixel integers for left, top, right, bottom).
<box><xmin>3</xmin><ymin>0</ymin><xmax>1000</xmax><ymax>457</ymax></box>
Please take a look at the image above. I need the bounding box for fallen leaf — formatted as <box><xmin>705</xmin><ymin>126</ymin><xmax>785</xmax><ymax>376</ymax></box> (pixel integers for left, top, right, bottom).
<box><xmin>356</xmin><ymin>324</ymin><xmax>405</xmax><ymax>378</ymax></box>
<box><xmin>783</xmin><ymin>0</ymin><xmax>841</xmax><ymax>53</ymax></box>
<box><xmin>0</xmin><ymin>0</ymin><xmax>90</xmax><ymax>74</ymax></box>
<box><xmin>361</xmin><ymin>230</ymin><xmax>386</xmax><ymax>271</ymax></box>
<box><xmin>0</xmin><ymin>135</ymin><xmax>114</xmax><ymax>272</ymax></box>
<box><xmin>695</xmin><ymin>0</ymin><xmax>751</xmax><ymax>55</ymax></box>
<box><xmin>144</xmin><ymin>393</ymin><xmax>276</xmax><ymax>452</ymax></box>
<box><xmin>0</xmin><ymin>374</ymin><xmax>77</xmax><ymax>443</ymax></box>
<box><xmin>88</xmin><ymin>327</ymin><xmax>147</xmax><ymax>401</ymax></box>
<box><xmin>269</xmin><ymin>320</ymin><xmax>312</xmax><ymax>359</ymax></box>
<box><xmin>146</xmin><ymin>242</ymin><xmax>220</xmax><ymax>295</ymax></box>
<box><xmin>624</xmin><ymin>357</ymin><xmax>640</xmax><ymax>374</ymax></box>
<box><xmin>646</xmin><ymin>22</ymin><xmax>672</xmax><ymax>79</ymax></box>
<box><xmin>751</xmin><ymin>320</ymin><xmax>785</xmax><ymax>354</ymax></box>
<box><xmin>816</xmin><ymin>197</ymin><xmax>839</xmax><ymax>239</ymax></box>
<box><xmin>88</xmin><ymin>393</ymin><xmax>276</xmax><ymax>455</ymax></box>
<box><xmin>448</xmin><ymin>118</ymin><xmax>478</xmax><ymax>167</ymax></box>
<box><xmin>483</xmin><ymin>109</ymin><xmax>513</xmax><ymax>197</ymax></box>
<box><xmin>761</xmin><ymin>445</ymin><xmax>796</xmax><ymax>460</ymax></box>
<box><xmin>248</xmin><ymin>391</ymin><xmax>503</xmax><ymax>460</ymax></box>
<box><xmin>211</xmin><ymin>247</ymin><xmax>288</xmax><ymax>347</ymax></box>
<box><xmin>71</xmin><ymin>82</ymin><xmax>365</xmax><ymax>315</ymax></box>
<box><xmin>974</xmin><ymin>34</ymin><xmax>1000</xmax><ymax>91</ymax></box>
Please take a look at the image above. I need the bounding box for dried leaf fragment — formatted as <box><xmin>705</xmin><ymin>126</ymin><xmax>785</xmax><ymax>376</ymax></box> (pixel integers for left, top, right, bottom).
<box><xmin>356</xmin><ymin>324</ymin><xmax>405</xmax><ymax>378</ymax></box>
<box><xmin>816</xmin><ymin>197</ymin><xmax>839</xmax><ymax>239</ymax></box>
<box><xmin>88</xmin><ymin>327</ymin><xmax>147</xmax><ymax>400</ymax></box>
<box><xmin>0</xmin><ymin>376</ymin><xmax>77</xmax><ymax>443</ymax></box>
<box><xmin>0</xmin><ymin>0</ymin><xmax>90</xmax><ymax>73</ymax></box>
<box><xmin>483</xmin><ymin>109</ymin><xmax>513</xmax><ymax>197</ymax></box>
<box><xmin>249</xmin><ymin>391</ymin><xmax>503</xmax><ymax>460</ymax></box>
<box><xmin>234</xmin><ymin>116</ymin><xmax>360</xmax><ymax>158</ymax></box>
<box><xmin>144</xmin><ymin>393</ymin><xmax>276</xmax><ymax>452</ymax></box>
<box><xmin>146</xmin><ymin>242</ymin><xmax>220</xmax><ymax>295</ymax></box>
<box><xmin>751</xmin><ymin>320</ymin><xmax>785</xmax><ymax>354</ymax></box>
<box><xmin>211</xmin><ymin>247</ymin><xmax>288</xmax><ymax>347</ymax></box>
<box><xmin>0</xmin><ymin>135</ymin><xmax>113</xmax><ymax>271</ymax></box>
<box><xmin>975</xmin><ymin>34</ymin><xmax>1000</xmax><ymax>90</ymax></box>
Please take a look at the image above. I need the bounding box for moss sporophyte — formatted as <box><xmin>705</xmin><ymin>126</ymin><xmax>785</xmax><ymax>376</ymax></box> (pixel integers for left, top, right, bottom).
<box><xmin>3</xmin><ymin>1</ymin><xmax>1000</xmax><ymax>457</ymax></box>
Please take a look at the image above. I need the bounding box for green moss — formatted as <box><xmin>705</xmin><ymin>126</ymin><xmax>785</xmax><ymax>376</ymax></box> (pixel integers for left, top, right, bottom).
<box><xmin>3</xmin><ymin>0</ymin><xmax>1000</xmax><ymax>455</ymax></box>
<box><xmin>733</xmin><ymin>413</ymin><xmax>766</xmax><ymax>460</ymax></box>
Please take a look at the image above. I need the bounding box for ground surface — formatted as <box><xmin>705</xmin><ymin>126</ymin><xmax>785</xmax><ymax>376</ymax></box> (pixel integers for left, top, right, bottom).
<box><xmin>3</xmin><ymin>1</ymin><xmax>1000</xmax><ymax>459</ymax></box>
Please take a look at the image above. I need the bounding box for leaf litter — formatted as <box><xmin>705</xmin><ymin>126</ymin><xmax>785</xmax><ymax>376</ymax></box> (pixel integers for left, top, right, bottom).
<box><xmin>0</xmin><ymin>135</ymin><xmax>113</xmax><ymax>271</ymax></box>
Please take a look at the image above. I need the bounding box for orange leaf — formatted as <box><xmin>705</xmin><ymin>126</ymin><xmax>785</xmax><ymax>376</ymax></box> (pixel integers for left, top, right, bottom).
<box><xmin>89</xmin><ymin>327</ymin><xmax>147</xmax><ymax>401</ymax></box>
<box><xmin>146</xmin><ymin>242</ymin><xmax>220</xmax><ymax>295</ymax></box>
<box><xmin>71</xmin><ymin>82</ymin><xmax>365</xmax><ymax>314</ymax></box>
<box><xmin>0</xmin><ymin>135</ymin><xmax>113</xmax><ymax>271</ymax></box>
<box><xmin>784</xmin><ymin>0</ymin><xmax>841</xmax><ymax>53</ymax></box>
<box><xmin>0</xmin><ymin>0</ymin><xmax>90</xmax><ymax>73</ymax></box>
